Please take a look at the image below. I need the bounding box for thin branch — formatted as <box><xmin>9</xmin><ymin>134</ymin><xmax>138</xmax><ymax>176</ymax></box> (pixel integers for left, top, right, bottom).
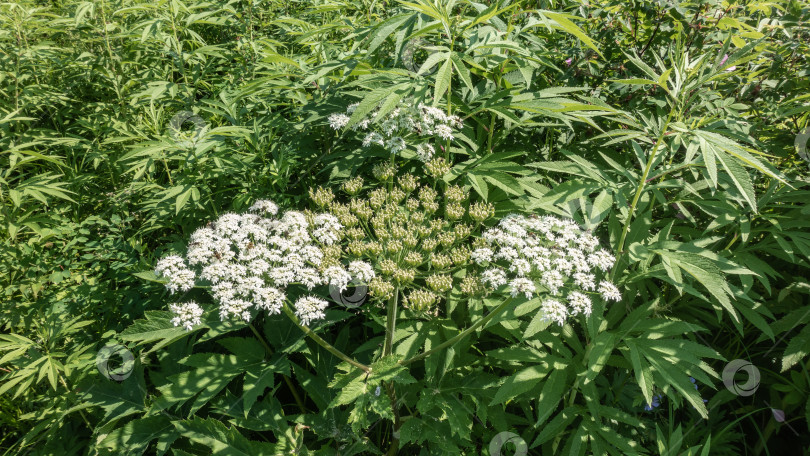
<box><xmin>282</xmin><ymin>303</ymin><xmax>371</xmax><ymax>373</ymax></box>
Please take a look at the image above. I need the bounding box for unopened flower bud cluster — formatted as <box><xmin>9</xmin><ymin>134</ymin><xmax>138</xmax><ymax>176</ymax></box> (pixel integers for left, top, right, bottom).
<box><xmin>327</xmin><ymin>100</ymin><xmax>463</xmax><ymax>164</ymax></box>
<box><xmin>327</xmin><ymin>173</ymin><xmax>494</xmax><ymax>314</ymax></box>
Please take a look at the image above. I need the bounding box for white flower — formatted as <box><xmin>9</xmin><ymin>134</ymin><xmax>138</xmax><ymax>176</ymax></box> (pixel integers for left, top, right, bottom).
<box><xmin>294</xmin><ymin>296</ymin><xmax>329</xmax><ymax>326</ymax></box>
<box><xmin>300</xmin><ymin>245</ymin><xmax>324</xmax><ymax>265</ymax></box>
<box><xmin>348</xmin><ymin>260</ymin><xmax>376</xmax><ymax>283</ymax></box>
<box><xmin>471</xmin><ymin>248</ymin><xmax>494</xmax><ymax>265</ymax></box>
<box><xmin>575</xmin><ymin>233</ymin><xmax>600</xmax><ymax>252</ymax></box>
<box><xmin>598</xmin><ymin>281</ymin><xmax>622</xmax><ymax>302</ymax></box>
<box><xmin>219</xmin><ymin>297</ymin><xmax>253</xmax><ymax>322</ymax></box>
<box><xmin>155</xmin><ymin>255</ymin><xmax>196</xmax><ymax>293</ymax></box>
<box><xmin>312</xmin><ymin>213</ymin><xmax>343</xmax><ymax>245</ymax></box>
<box><xmin>268</xmin><ymin>265</ymin><xmax>296</xmax><ymax>287</ymax></box>
<box><xmin>214</xmin><ymin>212</ymin><xmax>242</xmax><ymax>237</ymax></box>
<box><xmin>382</xmin><ymin>118</ymin><xmax>399</xmax><ymax>136</ymax></box>
<box><xmin>249</xmin><ymin>199</ymin><xmax>279</xmax><ymax>216</ymax></box>
<box><xmin>415</xmin><ymin>143</ymin><xmax>435</xmax><ymax>162</ymax></box>
<box><xmin>387</xmin><ymin>136</ymin><xmax>406</xmax><ymax>154</ymax></box>
<box><xmin>328</xmin><ymin>113</ymin><xmax>350</xmax><ymax>130</ymax></box>
<box><xmin>435</xmin><ymin>124</ymin><xmax>453</xmax><ymax>140</ymax></box>
<box><xmin>541</xmin><ymin>269</ymin><xmax>564</xmax><ymax>295</ymax></box>
<box><xmin>573</xmin><ymin>272</ymin><xmax>596</xmax><ymax>291</ymax></box>
<box><xmin>323</xmin><ymin>265</ymin><xmax>352</xmax><ymax>293</ymax></box>
<box><xmin>254</xmin><ymin>287</ymin><xmax>285</xmax><ymax>314</ymax></box>
<box><xmin>170</xmin><ymin>301</ymin><xmax>204</xmax><ymax>331</ymax></box>
<box><xmin>481</xmin><ymin>268</ymin><xmax>507</xmax><ymax>289</ymax></box>
<box><xmin>509</xmin><ymin>277</ymin><xmax>536</xmax><ymax>299</ymax></box>
<box><xmin>296</xmin><ymin>267</ymin><xmax>322</xmax><ymax>290</ymax></box>
<box><xmin>540</xmin><ymin>299</ymin><xmax>567</xmax><ymax>326</ymax></box>
<box><xmin>494</xmin><ymin>246</ymin><xmax>520</xmax><ymax>262</ymax></box>
<box><xmin>509</xmin><ymin>258</ymin><xmax>532</xmax><ymax>276</ymax></box>
<box><xmin>362</xmin><ymin>132</ymin><xmax>385</xmax><ymax>147</ymax></box>
<box><xmin>346</xmin><ymin>102</ymin><xmax>360</xmax><ymax>114</ymax></box>
<box><xmin>567</xmin><ymin>291</ymin><xmax>592</xmax><ymax>316</ymax></box>
<box><xmin>587</xmin><ymin>250</ymin><xmax>615</xmax><ymax>272</ymax></box>
<box><xmin>553</xmin><ymin>257</ymin><xmax>573</xmax><ymax>275</ymax></box>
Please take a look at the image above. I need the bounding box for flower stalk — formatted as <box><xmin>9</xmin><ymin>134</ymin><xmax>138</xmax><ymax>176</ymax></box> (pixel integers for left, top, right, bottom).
<box><xmin>282</xmin><ymin>303</ymin><xmax>371</xmax><ymax>373</ymax></box>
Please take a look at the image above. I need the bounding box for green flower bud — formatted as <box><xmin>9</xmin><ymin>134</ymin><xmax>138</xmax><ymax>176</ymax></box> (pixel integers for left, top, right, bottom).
<box><xmin>426</xmin><ymin>274</ymin><xmax>453</xmax><ymax>293</ymax></box>
<box><xmin>421</xmin><ymin>237</ymin><xmax>439</xmax><ymax>252</ymax></box>
<box><xmin>460</xmin><ymin>276</ymin><xmax>482</xmax><ymax>296</ymax></box>
<box><xmin>387</xmin><ymin>239</ymin><xmax>403</xmax><ymax>254</ymax></box>
<box><xmin>372</xmin><ymin>162</ymin><xmax>396</xmax><ymax>181</ymax></box>
<box><xmin>450</xmin><ymin>246</ymin><xmax>470</xmax><ymax>265</ymax></box>
<box><xmin>369</xmin><ymin>189</ymin><xmax>387</xmax><ymax>209</ymax></box>
<box><xmin>403</xmin><ymin>233</ymin><xmax>418</xmax><ymax>248</ymax></box>
<box><xmin>342</xmin><ymin>176</ymin><xmax>364</xmax><ymax>195</ymax></box>
<box><xmin>369</xmin><ymin>277</ymin><xmax>394</xmax><ymax>300</ymax></box>
<box><xmin>423</xmin><ymin>200</ymin><xmax>439</xmax><ymax>215</ymax></box>
<box><xmin>406</xmin><ymin>198</ymin><xmax>420</xmax><ymax>211</ymax></box>
<box><xmin>438</xmin><ymin>232</ymin><xmax>455</xmax><ymax>247</ymax></box>
<box><xmin>398</xmin><ymin>174</ymin><xmax>419</xmax><ymax>193</ymax></box>
<box><xmin>425</xmin><ymin>157</ymin><xmax>451</xmax><ymax>178</ymax></box>
<box><xmin>445</xmin><ymin>185</ymin><xmax>466</xmax><ymax>203</ymax></box>
<box><xmin>430</xmin><ymin>253</ymin><xmax>453</xmax><ymax>269</ymax></box>
<box><xmin>393</xmin><ymin>267</ymin><xmax>415</xmax><ymax>284</ymax></box>
<box><xmin>348</xmin><ymin>240</ymin><xmax>365</xmax><ymax>256</ymax></box>
<box><xmin>404</xmin><ymin>289</ymin><xmax>437</xmax><ymax>312</ymax></box>
<box><xmin>379</xmin><ymin>259</ymin><xmax>397</xmax><ymax>275</ymax></box>
<box><xmin>446</xmin><ymin>202</ymin><xmax>465</xmax><ymax>220</ymax></box>
<box><xmin>364</xmin><ymin>241</ymin><xmax>383</xmax><ymax>256</ymax></box>
<box><xmin>404</xmin><ymin>251</ymin><xmax>423</xmax><ymax>266</ymax></box>
<box><xmin>469</xmin><ymin>201</ymin><xmax>495</xmax><ymax>223</ymax></box>
<box><xmin>389</xmin><ymin>187</ymin><xmax>406</xmax><ymax>204</ymax></box>
<box><xmin>309</xmin><ymin>186</ymin><xmax>335</xmax><ymax>208</ymax></box>
<box><xmin>346</xmin><ymin>227</ymin><xmax>364</xmax><ymax>240</ymax></box>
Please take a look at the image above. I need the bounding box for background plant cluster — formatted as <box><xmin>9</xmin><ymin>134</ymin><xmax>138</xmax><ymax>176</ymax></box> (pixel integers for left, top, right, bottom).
<box><xmin>1</xmin><ymin>0</ymin><xmax>809</xmax><ymax>454</ymax></box>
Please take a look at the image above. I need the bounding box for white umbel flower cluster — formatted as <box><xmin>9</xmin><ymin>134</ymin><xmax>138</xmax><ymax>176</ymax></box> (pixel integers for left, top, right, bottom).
<box><xmin>156</xmin><ymin>201</ymin><xmax>350</xmax><ymax>330</ymax></box>
<box><xmin>474</xmin><ymin>214</ymin><xmax>621</xmax><ymax>326</ymax></box>
<box><xmin>169</xmin><ymin>301</ymin><xmax>204</xmax><ymax>331</ymax></box>
<box><xmin>328</xmin><ymin>100</ymin><xmax>462</xmax><ymax>162</ymax></box>
<box><xmin>154</xmin><ymin>255</ymin><xmax>196</xmax><ymax>293</ymax></box>
<box><xmin>294</xmin><ymin>295</ymin><xmax>330</xmax><ymax>326</ymax></box>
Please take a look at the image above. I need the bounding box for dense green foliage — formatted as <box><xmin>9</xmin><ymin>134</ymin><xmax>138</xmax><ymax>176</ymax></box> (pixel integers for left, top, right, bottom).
<box><xmin>1</xmin><ymin>0</ymin><xmax>809</xmax><ymax>454</ymax></box>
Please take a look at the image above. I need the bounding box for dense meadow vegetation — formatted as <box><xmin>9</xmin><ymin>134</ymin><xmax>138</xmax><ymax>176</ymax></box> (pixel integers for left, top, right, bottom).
<box><xmin>1</xmin><ymin>0</ymin><xmax>809</xmax><ymax>454</ymax></box>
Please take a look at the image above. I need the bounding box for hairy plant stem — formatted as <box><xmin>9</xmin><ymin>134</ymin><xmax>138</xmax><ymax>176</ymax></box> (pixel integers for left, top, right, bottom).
<box><xmin>383</xmin><ymin>288</ymin><xmax>398</xmax><ymax>356</ymax></box>
<box><xmin>613</xmin><ymin>109</ymin><xmax>675</xmax><ymax>265</ymax></box>
<box><xmin>383</xmin><ymin>288</ymin><xmax>401</xmax><ymax>455</ymax></box>
<box><xmin>400</xmin><ymin>297</ymin><xmax>513</xmax><ymax>366</ymax></box>
<box><xmin>281</xmin><ymin>303</ymin><xmax>370</xmax><ymax>373</ymax></box>
<box><xmin>249</xmin><ymin>322</ymin><xmax>306</xmax><ymax>414</ymax></box>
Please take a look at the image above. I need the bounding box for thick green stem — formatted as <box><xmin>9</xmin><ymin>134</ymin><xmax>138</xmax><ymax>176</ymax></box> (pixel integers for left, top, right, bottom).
<box><xmin>281</xmin><ymin>303</ymin><xmax>371</xmax><ymax>373</ymax></box>
<box><xmin>383</xmin><ymin>288</ymin><xmax>398</xmax><ymax>356</ymax></box>
<box><xmin>382</xmin><ymin>288</ymin><xmax>400</xmax><ymax>454</ymax></box>
<box><xmin>400</xmin><ymin>297</ymin><xmax>513</xmax><ymax>366</ymax></box>
<box><xmin>614</xmin><ymin>110</ymin><xmax>675</xmax><ymax>261</ymax></box>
